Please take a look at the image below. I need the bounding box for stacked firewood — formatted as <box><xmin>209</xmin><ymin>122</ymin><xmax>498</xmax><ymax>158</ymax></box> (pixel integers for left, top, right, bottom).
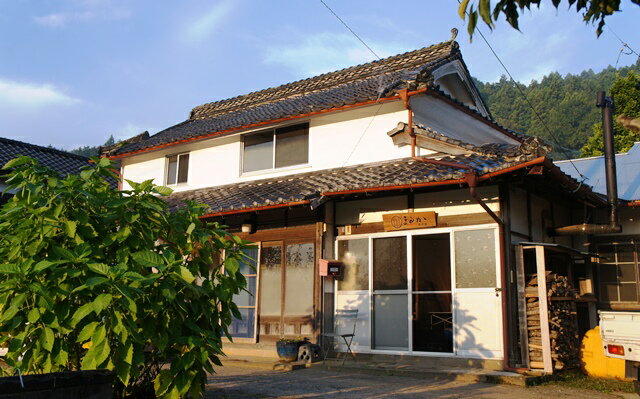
<box><xmin>525</xmin><ymin>272</ymin><xmax>580</xmax><ymax>370</ymax></box>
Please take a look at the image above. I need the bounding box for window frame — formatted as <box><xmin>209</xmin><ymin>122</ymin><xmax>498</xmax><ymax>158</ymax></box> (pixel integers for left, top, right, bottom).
<box><xmin>596</xmin><ymin>241</ymin><xmax>640</xmax><ymax>305</ymax></box>
<box><xmin>241</xmin><ymin>123</ymin><xmax>310</xmax><ymax>175</ymax></box>
<box><xmin>222</xmin><ymin>245</ymin><xmax>261</xmax><ymax>343</ymax></box>
<box><xmin>165</xmin><ymin>152</ymin><xmax>190</xmax><ymax>186</ymax></box>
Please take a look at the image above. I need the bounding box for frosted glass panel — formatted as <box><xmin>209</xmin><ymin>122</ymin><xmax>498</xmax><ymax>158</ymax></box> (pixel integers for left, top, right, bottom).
<box><xmin>284</xmin><ymin>243</ymin><xmax>314</xmax><ymax>316</ymax></box>
<box><xmin>338</xmin><ymin>239</ymin><xmax>369</xmax><ymax>291</ymax></box>
<box><xmin>373</xmin><ymin>294</ymin><xmax>408</xmax><ymax>350</ymax></box>
<box><xmin>259</xmin><ymin>246</ymin><xmax>282</xmax><ymax>316</ymax></box>
<box><xmin>455</xmin><ymin>229</ymin><xmax>496</xmax><ymax>288</ymax></box>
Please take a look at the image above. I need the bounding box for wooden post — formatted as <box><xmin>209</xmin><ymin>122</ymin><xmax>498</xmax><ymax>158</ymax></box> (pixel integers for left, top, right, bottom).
<box><xmin>536</xmin><ymin>246</ymin><xmax>553</xmax><ymax>373</ymax></box>
<box><xmin>515</xmin><ymin>245</ymin><xmax>529</xmax><ymax>368</ymax></box>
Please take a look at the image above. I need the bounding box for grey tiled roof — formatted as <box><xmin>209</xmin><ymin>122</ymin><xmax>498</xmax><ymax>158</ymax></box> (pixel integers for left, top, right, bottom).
<box><xmin>112</xmin><ymin>40</ymin><xmax>463</xmax><ymax>156</ymax></box>
<box><xmin>388</xmin><ymin>122</ymin><xmax>550</xmax><ymax>160</ymax></box>
<box><xmin>165</xmin><ymin>147</ymin><xmax>541</xmax><ymax>215</ymax></box>
<box><xmin>0</xmin><ymin>137</ymin><xmax>90</xmax><ymax>176</ymax></box>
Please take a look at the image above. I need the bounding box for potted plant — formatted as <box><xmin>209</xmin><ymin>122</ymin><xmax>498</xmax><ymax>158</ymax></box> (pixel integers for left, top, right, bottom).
<box><xmin>276</xmin><ymin>337</ymin><xmax>307</xmax><ymax>362</ymax></box>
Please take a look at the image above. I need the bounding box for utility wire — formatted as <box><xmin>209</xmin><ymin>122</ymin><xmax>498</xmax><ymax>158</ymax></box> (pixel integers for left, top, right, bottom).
<box><xmin>317</xmin><ymin>0</ymin><xmax>389</xmax><ymax>167</ymax></box>
<box><xmin>318</xmin><ymin>0</ymin><xmax>381</xmax><ymax>60</ymax></box>
<box><xmin>607</xmin><ymin>25</ymin><xmax>640</xmax><ymax>59</ymax></box>
<box><xmin>457</xmin><ymin>2</ymin><xmax>586</xmax><ymax>180</ymax></box>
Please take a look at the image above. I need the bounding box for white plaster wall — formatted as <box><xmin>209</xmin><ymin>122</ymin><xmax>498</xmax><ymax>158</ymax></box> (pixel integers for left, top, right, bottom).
<box><xmin>334</xmin><ymin>187</ymin><xmax>499</xmax><ymax>226</ymax></box>
<box><xmin>410</xmin><ymin>95</ymin><xmax>519</xmax><ymax>146</ymax></box>
<box><xmin>121</xmin><ymin>101</ymin><xmax>409</xmax><ymax>192</ymax></box>
<box><xmin>309</xmin><ymin>101</ymin><xmax>409</xmax><ymax>168</ymax></box>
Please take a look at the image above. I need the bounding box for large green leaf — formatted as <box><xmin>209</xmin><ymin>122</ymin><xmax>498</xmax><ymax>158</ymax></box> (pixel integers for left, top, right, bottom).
<box><xmin>0</xmin><ymin>264</ymin><xmax>20</xmax><ymax>274</ymax></box>
<box><xmin>154</xmin><ymin>186</ymin><xmax>173</xmax><ymax>196</ymax></box>
<box><xmin>92</xmin><ymin>293</ymin><xmax>113</xmax><ymax>314</ymax></box>
<box><xmin>77</xmin><ymin>321</ymin><xmax>99</xmax><ymax>343</ymax></box>
<box><xmin>63</xmin><ymin>220</ymin><xmax>77</xmax><ymax>238</ymax></box>
<box><xmin>42</xmin><ymin>327</ymin><xmax>54</xmax><ymax>352</ymax></box>
<box><xmin>87</xmin><ymin>263</ymin><xmax>110</xmax><ymax>277</ymax></box>
<box><xmin>81</xmin><ymin>337</ymin><xmax>110</xmax><ymax>370</ymax></box>
<box><xmin>178</xmin><ymin>267</ymin><xmax>195</xmax><ymax>284</ymax></box>
<box><xmin>132</xmin><ymin>250</ymin><xmax>165</xmax><ymax>267</ymax></box>
<box><xmin>70</xmin><ymin>303</ymin><xmax>94</xmax><ymax>327</ymax></box>
<box><xmin>32</xmin><ymin>260</ymin><xmax>55</xmax><ymax>273</ymax></box>
<box><xmin>2</xmin><ymin>155</ymin><xmax>32</xmax><ymax>170</ymax></box>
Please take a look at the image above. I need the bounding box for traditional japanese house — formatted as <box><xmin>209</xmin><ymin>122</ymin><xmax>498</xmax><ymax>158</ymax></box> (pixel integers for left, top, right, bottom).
<box><xmin>108</xmin><ymin>34</ymin><xmax>605</xmax><ymax>370</ymax></box>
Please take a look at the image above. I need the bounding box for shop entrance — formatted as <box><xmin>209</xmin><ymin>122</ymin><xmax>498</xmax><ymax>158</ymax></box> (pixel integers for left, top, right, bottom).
<box><xmin>338</xmin><ymin>225</ymin><xmax>503</xmax><ymax>358</ymax></box>
<box><xmin>412</xmin><ymin>233</ymin><xmax>453</xmax><ymax>353</ymax></box>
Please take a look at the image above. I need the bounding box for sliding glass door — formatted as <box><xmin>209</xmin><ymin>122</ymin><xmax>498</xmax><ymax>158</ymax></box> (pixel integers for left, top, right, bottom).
<box><xmin>336</xmin><ymin>226</ymin><xmax>500</xmax><ymax>357</ymax></box>
<box><xmin>412</xmin><ymin>234</ymin><xmax>453</xmax><ymax>353</ymax></box>
<box><xmin>372</xmin><ymin>236</ymin><xmax>408</xmax><ymax>350</ymax></box>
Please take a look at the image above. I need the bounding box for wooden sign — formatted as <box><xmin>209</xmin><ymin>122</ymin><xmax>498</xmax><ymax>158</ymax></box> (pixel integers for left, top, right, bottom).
<box><xmin>382</xmin><ymin>211</ymin><xmax>437</xmax><ymax>231</ymax></box>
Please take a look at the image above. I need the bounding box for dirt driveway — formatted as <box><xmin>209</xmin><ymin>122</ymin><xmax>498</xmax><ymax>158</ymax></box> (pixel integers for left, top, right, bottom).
<box><xmin>205</xmin><ymin>364</ymin><xmax>625</xmax><ymax>399</ymax></box>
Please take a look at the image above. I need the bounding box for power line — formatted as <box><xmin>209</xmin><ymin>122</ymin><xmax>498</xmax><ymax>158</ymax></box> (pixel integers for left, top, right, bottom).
<box><xmin>607</xmin><ymin>25</ymin><xmax>640</xmax><ymax>59</ymax></box>
<box><xmin>316</xmin><ymin>0</ymin><xmax>388</xmax><ymax>167</ymax></box>
<box><xmin>458</xmin><ymin>5</ymin><xmax>586</xmax><ymax>180</ymax></box>
<box><xmin>318</xmin><ymin>0</ymin><xmax>381</xmax><ymax>60</ymax></box>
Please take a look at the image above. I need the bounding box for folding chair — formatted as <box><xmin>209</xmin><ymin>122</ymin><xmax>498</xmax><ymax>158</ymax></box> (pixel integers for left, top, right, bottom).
<box><xmin>322</xmin><ymin>309</ymin><xmax>358</xmax><ymax>366</ymax></box>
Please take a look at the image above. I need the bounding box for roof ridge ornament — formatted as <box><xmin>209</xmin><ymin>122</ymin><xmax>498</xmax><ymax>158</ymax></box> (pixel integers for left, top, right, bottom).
<box><xmin>450</xmin><ymin>28</ymin><xmax>458</xmax><ymax>42</ymax></box>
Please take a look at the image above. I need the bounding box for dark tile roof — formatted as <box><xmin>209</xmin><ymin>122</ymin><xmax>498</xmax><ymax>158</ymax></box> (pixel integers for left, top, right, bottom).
<box><xmin>165</xmin><ymin>141</ymin><xmax>545</xmax><ymax>215</ymax></box>
<box><xmin>0</xmin><ymin>137</ymin><xmax>90</xmax><ymax>176</ymax></box>
<box><xmin>112</xmin><ymin>40</ymin><xmax>463</xmax><ymax>156</ymax></box>
<box><xmin>388</xmin><ymin>122</ymin><xmax>550</xmax><ymax>160</ymax></box>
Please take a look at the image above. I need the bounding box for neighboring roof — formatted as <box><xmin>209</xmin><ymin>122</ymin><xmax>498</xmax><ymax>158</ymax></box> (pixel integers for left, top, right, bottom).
<box><xmin>555</xmin><ymin>142</ymin><xmax>640</xmax><ymax>201</ymax></box>
<box><xmin>111</xmin><ymin>39</ymin><xmax>507</xmax><ymax>157</ymax></box>
<box><xmin>0</xmin><ymin>137</ymin><xmax>90</xmax><ymax>176</ymax></box>
<box><xmin>165</xmin><ymin>139</ymin><xmax>552</xmax><ymax>215</ymax></box>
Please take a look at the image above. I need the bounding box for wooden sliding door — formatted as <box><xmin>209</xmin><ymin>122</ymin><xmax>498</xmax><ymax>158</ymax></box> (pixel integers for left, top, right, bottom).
<box><xmin>259</xmin><ymin>240</ymin><xmax>315</xmax><ymax>341</ymax></box>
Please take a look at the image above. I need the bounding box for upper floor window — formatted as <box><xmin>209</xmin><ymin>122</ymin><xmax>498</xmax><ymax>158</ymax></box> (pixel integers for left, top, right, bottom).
<box><xmin>166</xmin><ymin>153</ymin><xmax>189</xmax><ymax>185</ymax></box>
<box><xmin>242</xmin><ymin>123</ymin><xmax>309</xmax><ymax>174</ymax></box>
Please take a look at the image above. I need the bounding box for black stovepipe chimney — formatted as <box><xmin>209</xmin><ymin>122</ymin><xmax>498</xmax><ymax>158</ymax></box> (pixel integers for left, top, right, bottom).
<box><xmin>552</xmin><ymin>91</ymin><xmax>622</xmax><ymax>235</ymax></box>
<box><xmin>598</xmin><ymin>91</ymin><xmax>620</xmax><ymax>229</ymax></box>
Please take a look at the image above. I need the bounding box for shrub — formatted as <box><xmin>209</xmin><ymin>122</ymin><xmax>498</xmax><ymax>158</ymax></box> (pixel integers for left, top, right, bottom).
<box><xmin>0</xmin><ymin>156</ymin><xmax>250</xmax><ymax>398</ymax></box>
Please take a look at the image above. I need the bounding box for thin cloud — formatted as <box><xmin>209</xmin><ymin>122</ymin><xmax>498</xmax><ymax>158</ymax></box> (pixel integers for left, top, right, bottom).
<box><xmin>264</xmin><ymin>33</ymin><xmax>410</xmax><ymax>77</ymax></box>
<box><xmin>0</xmin><ymin>79</ymin><xmax>80</xmax><ymax>108</ymax></box>
<box><xmin>33</xmin><ymin>2</ymin><xmax>131</xmax><ymax>28</ymax></box>
<box><xmin>34</xmin><ymin>12</ymin><xmax>95</xmax><ymax>27</ymax></box>
<box><xmin>184</xmin><ymin>1</ymin><xmax>236</xmax><ymax>44</ymax></box>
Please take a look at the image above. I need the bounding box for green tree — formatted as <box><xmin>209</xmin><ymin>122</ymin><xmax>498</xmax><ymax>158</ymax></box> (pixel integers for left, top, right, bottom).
<box><xmin>457</xmin><ymin>0</ymin><xmax>640</xmax><ymax>39</ymax></box>
<box><xmin>474</xmin><ymin>60</ymin><xmax>640</xmax><ymax>159</ymax></box>
<box><xmin>69</xmin><ymin>135</ymin><xmax>116</xmax><ymax>157</ymax></box>
<box><xmin>0</xmin><ymin>156</ymin><xmax>251</xmax><ymax>398</ymax></box>
<box><xmin>581</xmin><ymin>71</ymin><xmax>640</xmax><ymax>156</ymax></box>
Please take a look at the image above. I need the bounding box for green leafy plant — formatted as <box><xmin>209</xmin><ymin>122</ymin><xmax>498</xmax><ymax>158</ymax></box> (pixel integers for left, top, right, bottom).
<box><xmin>0</xmin><ymin>156</ymin><xmax>251</xmax><ymax>398</ymax></box>
<box><xmin>277</xmin><ymin>337</ymin><xmax>307</xmax><ymax>343</ymax></box>
<box><xmin>457</xmin><ymin>0</ymin><xmax>639</xmax><ymax>39</ymax></box>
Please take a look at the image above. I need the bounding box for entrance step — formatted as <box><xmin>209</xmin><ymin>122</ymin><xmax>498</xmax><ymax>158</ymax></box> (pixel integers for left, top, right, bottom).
<box><xmin>319</xmin><ymin>359</ymin><xmax>542</xmax><ymax>387</ymax></box>
<box><xmin>221</xmin><ymin>356</ymin><xmax>312</xmax><ymax>372</ymax></box>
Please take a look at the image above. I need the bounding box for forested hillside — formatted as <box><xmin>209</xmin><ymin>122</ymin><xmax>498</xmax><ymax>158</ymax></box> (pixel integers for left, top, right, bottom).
<box><xmin>475</xmin><ymin>60</ymin><xmax>640</xmax><ymax>158</ymax></box>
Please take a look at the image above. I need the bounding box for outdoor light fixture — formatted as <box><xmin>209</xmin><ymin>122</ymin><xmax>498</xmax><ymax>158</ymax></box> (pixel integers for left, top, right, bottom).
<box><xmin>241</xmin><ymin>223</ymin><xmax>252</xmax><ymax>233</ymax></box>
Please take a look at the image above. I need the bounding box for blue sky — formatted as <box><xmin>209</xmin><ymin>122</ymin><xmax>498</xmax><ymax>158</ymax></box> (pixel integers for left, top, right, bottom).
<box><xmin>1</xmin><ymin>0</ymin><xmax>638</xmax><ymax>150</ymax></box>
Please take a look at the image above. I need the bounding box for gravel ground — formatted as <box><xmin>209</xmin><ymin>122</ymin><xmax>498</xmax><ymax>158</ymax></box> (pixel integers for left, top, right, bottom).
<box><xmin>205</xmin><ymin>365</ymin><xmax>624</xmax><ymax>399</ymax></box>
